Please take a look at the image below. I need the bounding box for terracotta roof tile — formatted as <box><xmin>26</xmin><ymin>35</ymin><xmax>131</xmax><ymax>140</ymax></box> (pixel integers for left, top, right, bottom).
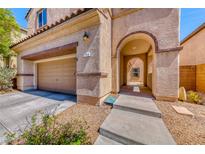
<box><xmin>11</xmin><ymin>8</ymin><xmax>92</xmax><ymax>48</ymax></box>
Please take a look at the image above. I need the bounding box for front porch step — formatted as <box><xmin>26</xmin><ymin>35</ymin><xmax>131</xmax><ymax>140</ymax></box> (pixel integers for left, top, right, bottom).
<box><xmin>99</xmin><ymin>109</ymin><xmax>175</xmax><ymax>145</ymax></box>
<box><xmin>94</xmin><ymin>135</ymin><xmax>122</xmax><ymax>145</ymax></box>
<box><xmin>113</xmin><ymin>94</ymin><xmax>161</xmax><ymax>118</ymax></box>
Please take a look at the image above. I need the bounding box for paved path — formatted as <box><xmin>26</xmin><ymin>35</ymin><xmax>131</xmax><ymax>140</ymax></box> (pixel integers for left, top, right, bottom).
<box><xmin>0</xmin><ymin>90</ymin><xmax>76</xmax><ymax>144</ymax></box>
<box><xmin>95</xmin><ymin>93</ymin><xmax>175</xmax><ymax>145</ymax></box>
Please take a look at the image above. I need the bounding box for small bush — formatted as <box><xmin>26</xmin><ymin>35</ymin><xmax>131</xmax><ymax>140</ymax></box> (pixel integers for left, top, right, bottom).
<box><xmin>0</xmin><ymin>67</ymin><xmax>16</xmax><ymax>90</ymax></box>
<box><xmin>187</xmin><ymin>91</ymin><xmax>202</xmax><ymax>105</ymax></box>
<box><xmin>6</xmin><ymin>113</ymin><xmax>91</xmax><ymax>145</ymax></box>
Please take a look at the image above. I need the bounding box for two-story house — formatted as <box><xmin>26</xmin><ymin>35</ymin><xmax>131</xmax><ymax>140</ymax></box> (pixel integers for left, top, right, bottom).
<box><xmin>11</xmin><ymin>8</ymin><xmax>181</xmax><ymax>105</ymax></box>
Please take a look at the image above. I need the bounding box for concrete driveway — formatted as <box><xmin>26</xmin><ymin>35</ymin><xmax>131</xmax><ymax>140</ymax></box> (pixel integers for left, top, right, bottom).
<box><xmin>0</xmin><ymin>90</ymin><xmax>76</xmax><ymax>144</ymax></box>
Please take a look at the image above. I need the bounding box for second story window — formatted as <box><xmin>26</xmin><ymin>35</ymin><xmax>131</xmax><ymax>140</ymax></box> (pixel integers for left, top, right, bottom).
<box><xmin>37</xmin><ymin>9</ymin><xmax>47</xmax><ymax>28</ymax></box>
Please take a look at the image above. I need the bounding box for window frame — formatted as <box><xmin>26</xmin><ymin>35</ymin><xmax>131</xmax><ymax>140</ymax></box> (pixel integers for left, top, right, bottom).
<box><xmin>37</xmin><ymin>8</ymin><xmax>47</xmax><ymax>29</ymax></box>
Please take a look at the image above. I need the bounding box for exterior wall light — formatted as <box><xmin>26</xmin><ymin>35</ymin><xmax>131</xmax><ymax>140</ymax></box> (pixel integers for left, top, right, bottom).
<box><xmin>83</xmin><ymin>32</ymin><xmax>89</xmax><ymax>41</ymax></box>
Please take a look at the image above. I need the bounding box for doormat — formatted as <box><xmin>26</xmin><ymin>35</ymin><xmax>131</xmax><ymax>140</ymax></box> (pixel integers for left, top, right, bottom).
<box><xmin>104</xmin><ymin>95</ymin><xmax>118</xmax><ymax>106</ymax></box>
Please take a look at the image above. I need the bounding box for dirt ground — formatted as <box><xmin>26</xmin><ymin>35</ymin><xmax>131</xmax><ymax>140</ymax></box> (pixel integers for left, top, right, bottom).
<box><xmin>156</xmin><ymin>101</ymin><xmax>205</xmax><ymax>145</ymax></box>
<box><xmin>0</xmin><ymin>89</ymin><xmax>17</xmax><ymax>94</ymax></box>
<box><xmin>57</xmin><ymin>103</ymin><xmax>111</xmax><ymax>144</ymax></box>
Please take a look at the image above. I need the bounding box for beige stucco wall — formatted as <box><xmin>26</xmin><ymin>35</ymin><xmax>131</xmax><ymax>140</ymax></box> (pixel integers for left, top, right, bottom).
<box><xmin>13</xmin><ymin>8</ymin><xmax>180</xmax><ymax>103</ymax></box>
<box><xmin>15</xmin><ymin>10</ymin><xmax>100</xmax><ymax>92</ymax></box>
<box><xmin>14</xmin><ymin>9</ymin><xmax>112</xmax><ymax>104</ymax></box>
<box><xmin>112</xmin><ymin>8</ymin><xmax>180</xmax><ymax>101</ymax></box>
<box><xmin>27</xmin><ymin>8</ymin><xmax>85</xmax><ymax>35</ymax></box>
<box><xmin>112</xmin><ymin>8</ymin><xmax>179</xmax><ymax>56</ymax></box>
<box><xmin>17</xmin><ymin>26</ymin><xmax>101</xmax><ymax>92</ymax></box>
<box><xmin>147</xmin><ymin>53</ymin><xmax>153</xmax><ymax>89</ymax></box>
<box><xmin>119</xmin><ymin>38</ymin><xmax>151</xmax><ymax>87</ymax></box>
<box><xmin>98</xmin><ymin>9</ymin><xmax>112</xmax><ymax>98</ymax></box>
<box><xmin>123</xmin><ymin>54</ymin><xmax>147</xmax><ymax>85</ymax></box>
<box><xmin>154</xmin><ymin>51</ymin><xmax>179</xmax><ymax>100</ymax></box>
<box><xmin>180</xmin><ymin>28</ymin><xmax>205</xmax><ymax>66</ymax></box>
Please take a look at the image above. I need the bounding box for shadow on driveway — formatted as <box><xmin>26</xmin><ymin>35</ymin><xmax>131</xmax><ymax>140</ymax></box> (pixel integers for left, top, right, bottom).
<box><xmin>24</xmin><ymin>89</ymin><xmax>77</xmax><ymax>102</ymax></box>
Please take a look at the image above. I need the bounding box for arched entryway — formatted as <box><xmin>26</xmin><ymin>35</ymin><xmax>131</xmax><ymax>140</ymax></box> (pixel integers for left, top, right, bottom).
<box><xmin>115</xmin><ymin>31</ymin><xmax>157</xmax><ymax>96</ymax></box>
<box><xmin>126</xmin><ymin>57</ymin><xmax>144</xmax><ymax>86</ymax></box>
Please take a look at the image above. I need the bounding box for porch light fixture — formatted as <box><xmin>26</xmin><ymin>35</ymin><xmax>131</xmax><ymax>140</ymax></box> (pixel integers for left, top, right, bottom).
<box><xmin>83</xmin><ymin>32</ymin><xmax>89</xmax><ymax>41</ymax></box>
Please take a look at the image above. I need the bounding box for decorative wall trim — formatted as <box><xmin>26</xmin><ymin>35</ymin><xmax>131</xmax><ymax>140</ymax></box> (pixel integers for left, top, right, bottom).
<box><xmin>17</xmin><ymin>74</ymin><xmax>34</xmax><ymax>76</ymax></box>
<box><xmin>116</xmin><ymin>31</ymin><xmax>159</xmax><ymax>54</ymax></box>
<box><xmin>77</xmin><ymin>72</ymin><xmax>108</xmax><ymax>78</ymax></box>
<box><xmin>157</xmin><ymin>46</ymin><xmax>183</xmax><ymax>53</ymax></box>
<box><xmin>112</xmin><ymin>9</ymin><xmax>143</xmax><ymax>19</ymax></box>
<box><xmin>116</xmin><ymin>31</ymin><xmax>182</xmax><ymax>56</ymax></box>
<box><xmin>21</xmin><ymin>42</ymin><xmax>78</xmax><ymax>61</ymax></box>
<box><xmin>115</xmin><ymin>31</ymin><xmax>183</xmax><ymax>58</ymax></box>
<box><xmin>34</xmin><ymin>54</ymin><xmax>76</xmax><ymax>63</ymax></box>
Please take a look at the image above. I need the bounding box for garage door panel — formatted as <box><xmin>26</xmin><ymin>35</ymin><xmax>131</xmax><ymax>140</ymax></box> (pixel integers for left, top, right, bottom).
<box><xmin>37</xmin><ymin>58</ymin><xmax>76</xmax><ymax>94</ymax></box>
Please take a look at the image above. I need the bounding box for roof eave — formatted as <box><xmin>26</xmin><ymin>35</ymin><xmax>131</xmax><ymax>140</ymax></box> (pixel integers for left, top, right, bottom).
<box><xmin>25</xmin><ymin>8</ymin><xmax>32</xmax><ymax>20</ymax></box>
<box><xmin>11</xmin><ymin>8</ymin><xmax>94</xmax><ymax>49</ymax></box>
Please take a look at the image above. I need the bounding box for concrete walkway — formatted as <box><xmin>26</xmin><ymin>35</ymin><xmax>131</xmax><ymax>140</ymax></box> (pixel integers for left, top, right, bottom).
<box><xmin>95</xmin><ymin>90</ymin><xmax>175</xmax><ymax>145</ymax></box>
<box><xmin>114</xmin><ymin>94</ymin><xmax>161</xmax><ymax>118</ymax></box>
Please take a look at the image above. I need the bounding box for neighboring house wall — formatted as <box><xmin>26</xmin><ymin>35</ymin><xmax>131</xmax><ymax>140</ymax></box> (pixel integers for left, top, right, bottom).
<box><xmin>0</xmin><ymin>28</ymin><xmax>27</xmax><ymax>68</ymax></box>
<box><xmin>180</xmin><ymin>25</ymin><xmax>205</xmax><ymax>92</ymax></box>
<box><xmin>10</xmin><ymin>28</ymin><xmax>28</xmax><ymax>69</ymax></box>
<box><xmin>12</xmin><ymin>28</ymin><xmax>27</xmax><ymax>43</ymax></box>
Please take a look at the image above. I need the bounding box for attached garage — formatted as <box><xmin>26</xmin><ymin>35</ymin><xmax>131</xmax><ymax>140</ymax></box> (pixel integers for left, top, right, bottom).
<box><xmin>20</xmin><ymin>42</ymin><xmax>78</xmax><ymax>94</ymax></box>
<box><xmin>37</xmin><ymin>58</ymin><xmax>76</xmax><ymax>94</ymax></box>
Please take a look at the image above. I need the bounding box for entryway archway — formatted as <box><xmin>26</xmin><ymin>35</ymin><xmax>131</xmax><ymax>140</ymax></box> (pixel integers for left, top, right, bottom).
<box><xmin>126</xmin><ymin>57</ymin><xmax>144</xmax><ymax>86</ymax></box>
<box><xmin>115</xmin><ymin>31</ymin><xmax>158</xmax><ymax>96</ymax></box>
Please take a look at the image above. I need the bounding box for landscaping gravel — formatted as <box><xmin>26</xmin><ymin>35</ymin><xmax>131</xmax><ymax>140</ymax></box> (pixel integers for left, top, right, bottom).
<box><xmin>155</xmin><ymin>101</ymin><xmax>205</xmax><ymax>145</ymax></box>
<box><xmin>57</xmin><ymin>103</ymin><xmax>111</xmax><ymax>144</ymax></box>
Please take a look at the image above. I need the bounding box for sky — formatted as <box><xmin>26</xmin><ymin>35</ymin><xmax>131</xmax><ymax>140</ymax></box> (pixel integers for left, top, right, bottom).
<box><xmin>10</xmin><ymin>8</ymin><xmax>29</xmax><ymax>29</ymax></box>
<box><xmin>9</xmin><ymin>8</ymin><xmax>205</xmax><ymax>41</ymax></box>
<box><xmin>180</xmin><ymin>8</ymin><xmax>205</xmax><ymax>40</ymax></box>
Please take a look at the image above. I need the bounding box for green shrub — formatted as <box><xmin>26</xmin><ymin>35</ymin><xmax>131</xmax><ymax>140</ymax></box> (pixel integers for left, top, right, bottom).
<box><xmin>6</xmin><ymin>113</ymin><xmax>91</xmax><ymax>145</ymax></box>
<box><xmin>187</xmin><ymin>91</ymin><xmax>202</xmax><ymax>105</ymax></box>
<box><xmin>0</xmin><ymin>67</ymin><xmax>16</xmax><ymax>90</ymax></box>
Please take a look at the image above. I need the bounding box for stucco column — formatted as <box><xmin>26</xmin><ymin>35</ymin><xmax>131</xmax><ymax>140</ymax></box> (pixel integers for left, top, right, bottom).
<box><xmin>153</xmin><ymin>51</ymin><xmax>179</xmax><ymax>101</ymax></box>
<box><xmin>111</xmin><ymin>57</ymin><xmax>119</xmax><ymax>93</ymax></box>
<box><xmin>17</xmin><ymin>58</ymin><xmax>35</xmax><ymax>91</ymax></box>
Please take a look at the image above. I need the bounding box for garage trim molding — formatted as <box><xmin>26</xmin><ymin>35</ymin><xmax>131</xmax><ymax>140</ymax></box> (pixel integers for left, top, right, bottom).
<box><xmin>34</xmin><ymin>54</ymin><xmax>76</xmax><ymax>63</ymax></box>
